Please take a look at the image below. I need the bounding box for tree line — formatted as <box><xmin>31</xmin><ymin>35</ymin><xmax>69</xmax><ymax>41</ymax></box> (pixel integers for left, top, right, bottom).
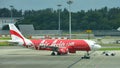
<box><xmin>0</xmin><ymin>7</ymin><xmax>120</xmax><ymax>30</ymax></box>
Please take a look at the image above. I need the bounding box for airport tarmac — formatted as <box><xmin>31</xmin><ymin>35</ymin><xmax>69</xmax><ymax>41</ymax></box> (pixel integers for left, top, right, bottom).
<box><xmin>0</xmin><ymin>46</ymin><xmax>120</xmax><ymax>68</ymax></box>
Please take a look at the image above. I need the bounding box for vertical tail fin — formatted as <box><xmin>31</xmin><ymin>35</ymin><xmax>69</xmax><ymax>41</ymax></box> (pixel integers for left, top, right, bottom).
<box><xmin>9</xmin><ymin>24</ymin><xmax>26</xmax><ymax>41</ymax></box>
<box><xmin>9</xmin><ymin>24</ymin><xmax>33</xmax><ymax>46</ymax></box>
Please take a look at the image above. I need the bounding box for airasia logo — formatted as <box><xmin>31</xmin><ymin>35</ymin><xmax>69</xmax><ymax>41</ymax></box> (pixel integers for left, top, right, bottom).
<box><xmin>39</xmin><ymin>40</ymin><xmax>74</xmax><ymax>47</ymax></box>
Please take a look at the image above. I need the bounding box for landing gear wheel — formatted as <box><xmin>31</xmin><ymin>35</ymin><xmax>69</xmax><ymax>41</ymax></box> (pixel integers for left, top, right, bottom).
<box><xmin>51</xmin><ymin>52</ymin><xmax>56</xmax><ymax>55</ymax></box>
<box><xmin>81</xmin><ymin>51</ymin><xmax>90</xmax><ymax>59</ymax></box>
<box><xmin>57</xmin><ymin>52</ymin><xmax>61</xmax><ymax>55</ymax></box>
<box><xmin>81</xmin><ymin>55</ymin><xmax>90</xmax><ymax>59</ymax></box>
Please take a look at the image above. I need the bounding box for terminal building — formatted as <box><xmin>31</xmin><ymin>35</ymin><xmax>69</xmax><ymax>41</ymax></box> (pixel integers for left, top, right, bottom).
<box><xmin>0</xmin><ymin>17</ymin><xmax>23</xmax><ymax>30</ymax></box>
<box><xmin>0</xmin><ymin>17</ymin><xmax>120</xmax><ymax>39</ymax></box>
<box><xmin>0</xmin><ymin>24</ymin><xmax>120</xmax><ymax>39</ymax></box>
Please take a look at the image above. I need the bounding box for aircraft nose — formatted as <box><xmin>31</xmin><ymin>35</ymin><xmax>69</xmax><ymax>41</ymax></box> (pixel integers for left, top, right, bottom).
<box><xmin>94</xmin><ymin>45</ymin><xmax>101</xmax><ymax>49</ymax></box>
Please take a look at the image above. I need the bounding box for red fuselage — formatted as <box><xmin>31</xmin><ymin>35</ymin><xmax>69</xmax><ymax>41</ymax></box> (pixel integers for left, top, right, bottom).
<box><xmin>30</xmin><ymin>39</ymin><xmax>91</xmax><ymax>53</ymax></box>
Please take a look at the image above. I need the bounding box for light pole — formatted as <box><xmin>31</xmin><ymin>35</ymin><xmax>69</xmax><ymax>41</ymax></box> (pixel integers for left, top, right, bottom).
<box><xmin>67</xmin><ymin>0</ymin><xmax>73</xmax><ymax>39</ymax></box>
<box><xmin>10</xmin><ymin>5</ymin><xmax>13</xmax><ymax>23</ymax></box>
<box><xmin>57</xmin><ymin>4</ymin><xmax>62</xmax><ymax>36</ymax></box>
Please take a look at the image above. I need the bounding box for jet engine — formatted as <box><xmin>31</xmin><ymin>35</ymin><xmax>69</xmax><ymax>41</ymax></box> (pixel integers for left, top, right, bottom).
<box><xmin>57</xmin><ymin>47</ymin><xmax>68</xmax><ymax>55</ymax></box>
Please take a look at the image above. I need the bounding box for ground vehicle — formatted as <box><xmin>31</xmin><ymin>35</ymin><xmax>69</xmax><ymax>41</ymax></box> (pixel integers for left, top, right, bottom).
<box><xmin>102</xmin><ymin>51</ymin><xmax>116</xmax><ymax>56</ymax></box>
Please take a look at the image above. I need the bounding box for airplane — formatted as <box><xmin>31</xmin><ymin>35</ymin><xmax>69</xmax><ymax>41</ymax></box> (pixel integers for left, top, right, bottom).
<box><xmin>8</xmin><ymin>24</ymin><xmax>101</xmax><ymax>58</ymax></box>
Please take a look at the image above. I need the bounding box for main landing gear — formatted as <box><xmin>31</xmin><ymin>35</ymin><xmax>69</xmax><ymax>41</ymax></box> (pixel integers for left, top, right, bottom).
<box><xmin>51</xmin><ymin>52</ymin><xmax>56</xmax><ymax>55</ymax></box>
<box><xmin>51</xmin><ymin>52</ymin><xmax>62</xmax><ymax>56</ymax></box>
<box><xmin>81</xmin><ymin>52</ymin><xmax>90</xmax><ymax>59</ymax></box>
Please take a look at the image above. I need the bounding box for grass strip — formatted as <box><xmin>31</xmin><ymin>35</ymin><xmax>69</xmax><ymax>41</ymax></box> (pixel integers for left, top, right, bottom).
<box><xmin>100</xmin><ymin>48</ymin><xmax>120</xmax><ymax>50</ymax></box>
<box><xmin>0</xmin><ymin>42</ymin><xmax>9</xmax><ymax>46</ymax></box>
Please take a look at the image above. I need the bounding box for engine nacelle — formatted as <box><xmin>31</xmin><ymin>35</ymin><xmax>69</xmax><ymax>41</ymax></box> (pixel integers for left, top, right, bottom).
<box><xmin>58</xmin><ymin>47</ymin><xmax>68</xmax><ymax>55</ymax></box>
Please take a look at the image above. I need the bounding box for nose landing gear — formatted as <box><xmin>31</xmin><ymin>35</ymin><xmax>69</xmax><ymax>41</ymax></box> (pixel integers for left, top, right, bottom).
<box><xmin>81</xmin><ymin>52</ymin><xmax>90</xmax><ymax>59</ymax></box>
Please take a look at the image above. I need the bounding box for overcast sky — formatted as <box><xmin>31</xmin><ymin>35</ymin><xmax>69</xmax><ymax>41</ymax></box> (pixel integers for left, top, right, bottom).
<box><xmin>0</xmin><ymin>0</ymin><xmax>120</xmax><ymax>12</ymax></box>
